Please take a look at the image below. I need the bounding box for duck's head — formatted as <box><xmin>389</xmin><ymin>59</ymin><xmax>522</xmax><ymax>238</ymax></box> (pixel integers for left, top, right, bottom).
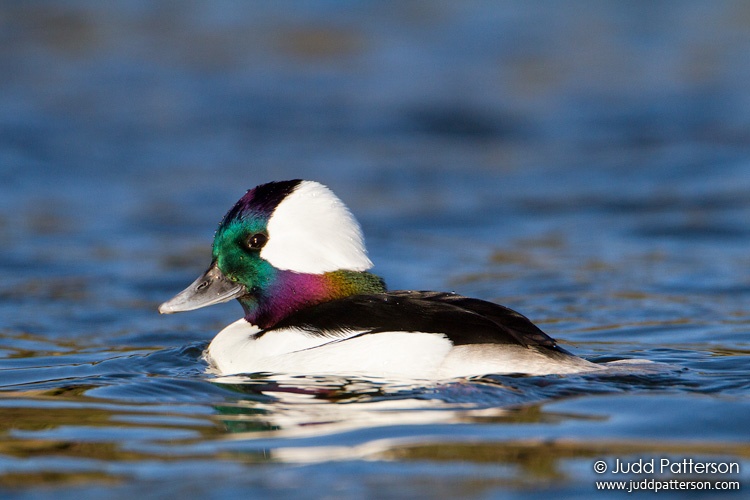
<box><xmin>159</xmin><ymin>180</ymin><xmax>384</xmax><ymax>327</ymax></box>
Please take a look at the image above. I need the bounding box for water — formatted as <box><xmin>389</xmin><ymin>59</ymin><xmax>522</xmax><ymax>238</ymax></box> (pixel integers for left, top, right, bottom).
<box><xmin>2</xmin><ymin>2</ymin><xmax>750</xmax><ymax>498</ymax></box>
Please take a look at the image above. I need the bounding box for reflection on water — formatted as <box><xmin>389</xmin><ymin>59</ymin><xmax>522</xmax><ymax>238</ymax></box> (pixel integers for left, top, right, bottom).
<box><xmin>207</xmin><ymin>359</ymin><xmax>682</xmax><ymax>440</ymax></box>
<box><xmin>212</xmin><ymin>375</ymin><xmax>524</xmax><ymax>438</ymax></box>
<box><xmin>2</xmin><ymin>357</ymin><xmax>749</xmax><ymax>493</ymax></box>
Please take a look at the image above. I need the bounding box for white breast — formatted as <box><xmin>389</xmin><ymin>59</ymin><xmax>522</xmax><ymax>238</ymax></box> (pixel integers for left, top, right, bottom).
<box><xmin>205</xmin><ymin>319</ymin><xmax>454</xmax><ymax>378</ymax></box>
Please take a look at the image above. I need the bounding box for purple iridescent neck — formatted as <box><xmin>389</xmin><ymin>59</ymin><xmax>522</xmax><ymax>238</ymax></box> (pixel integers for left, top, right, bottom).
<box><xmin>238</xmin><ymin>269</ymin><xmax>386</xmax><ymax>329</ymax></box>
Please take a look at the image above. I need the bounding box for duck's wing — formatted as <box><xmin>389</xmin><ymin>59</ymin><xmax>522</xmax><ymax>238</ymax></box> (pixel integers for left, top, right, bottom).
<box><xmin>385</xmin><ymin>290</ymin><xmax>558</xmax><ymax>348</ymax></box>
<box><xmin>267</xmin><ymin>291</ymin><xmax>561</xmax><ymax>350</ymax></box>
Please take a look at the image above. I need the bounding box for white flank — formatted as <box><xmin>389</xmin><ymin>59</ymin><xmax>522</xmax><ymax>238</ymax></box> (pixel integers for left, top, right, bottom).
<box><xmin>261</xmin><ymin>181</ymin><xmax>372</xmax><ymax>274</ymax></box>
<box><xmin>204</xmin><ymin>319</ymin><xmax>603</xmax><ymax>378</ymax></box>
<box><xmin>437</xmin><ymin>344</ymin><xmax>601</xmax><ymax>377</ymax></box>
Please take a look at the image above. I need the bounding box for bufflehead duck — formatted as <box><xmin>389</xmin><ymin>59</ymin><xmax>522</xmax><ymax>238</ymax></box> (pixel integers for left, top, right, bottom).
<box><xmin>159</xmin><ymin>180</ymin><xmax>599</xmax><ymax>378</ymax></box>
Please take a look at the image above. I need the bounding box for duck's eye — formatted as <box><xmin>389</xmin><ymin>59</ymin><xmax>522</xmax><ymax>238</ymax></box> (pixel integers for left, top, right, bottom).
<box><xmin>245</xmin><ymin>233</ymin><xmax>268</xmax><ymax>250</ymax></box>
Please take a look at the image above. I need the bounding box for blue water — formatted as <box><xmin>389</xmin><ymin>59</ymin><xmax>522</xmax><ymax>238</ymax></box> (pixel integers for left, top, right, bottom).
<box><xmin>2</xmin><ymin>2</ymin><xmax>750</xmax><ymax>498</ymax></box>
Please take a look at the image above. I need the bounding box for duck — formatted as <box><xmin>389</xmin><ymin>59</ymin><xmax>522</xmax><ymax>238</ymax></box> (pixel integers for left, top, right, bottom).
<box><xmin>159</xmin><ymin>179</ymin><xmax>600</xmax><ymax>379</ymax></box>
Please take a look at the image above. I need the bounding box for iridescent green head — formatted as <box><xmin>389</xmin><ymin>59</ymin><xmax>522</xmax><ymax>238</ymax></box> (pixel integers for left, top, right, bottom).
<box><xmin>159</xmin><ymin>180</ymin><xmax>382</xmax><ymax>325</ymax></box>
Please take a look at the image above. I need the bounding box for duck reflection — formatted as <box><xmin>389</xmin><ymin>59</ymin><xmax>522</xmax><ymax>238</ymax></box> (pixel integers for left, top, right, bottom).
<box><xmin>207</xmin><ymin>373</ymin><xmax>598</xmax><ymax>439</ymax></box>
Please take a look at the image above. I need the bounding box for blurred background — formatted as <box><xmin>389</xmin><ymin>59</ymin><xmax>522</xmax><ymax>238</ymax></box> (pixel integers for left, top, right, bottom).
<box><xmin>3</xmin><ymin>0</ymin><xmax>750</xmax><ymax>339</ymax></box>
<box><xmin>2</xmin><ymin>1</ymin><xmax>750</xmax><ymax>497</ymax></box>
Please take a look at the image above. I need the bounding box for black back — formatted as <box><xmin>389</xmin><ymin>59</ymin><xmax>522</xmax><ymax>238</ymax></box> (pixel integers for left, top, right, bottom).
<box><xmin>267</xmin><ymin>290</ymin><xmax>562</xmax><ymax>351</ymax></box>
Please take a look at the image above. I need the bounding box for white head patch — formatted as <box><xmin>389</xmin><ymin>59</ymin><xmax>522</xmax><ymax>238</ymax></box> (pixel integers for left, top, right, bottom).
<box><xmin>261</xmin><ymin>181</ymin><xmax>373</xmax><ymax>274</ymax></box>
